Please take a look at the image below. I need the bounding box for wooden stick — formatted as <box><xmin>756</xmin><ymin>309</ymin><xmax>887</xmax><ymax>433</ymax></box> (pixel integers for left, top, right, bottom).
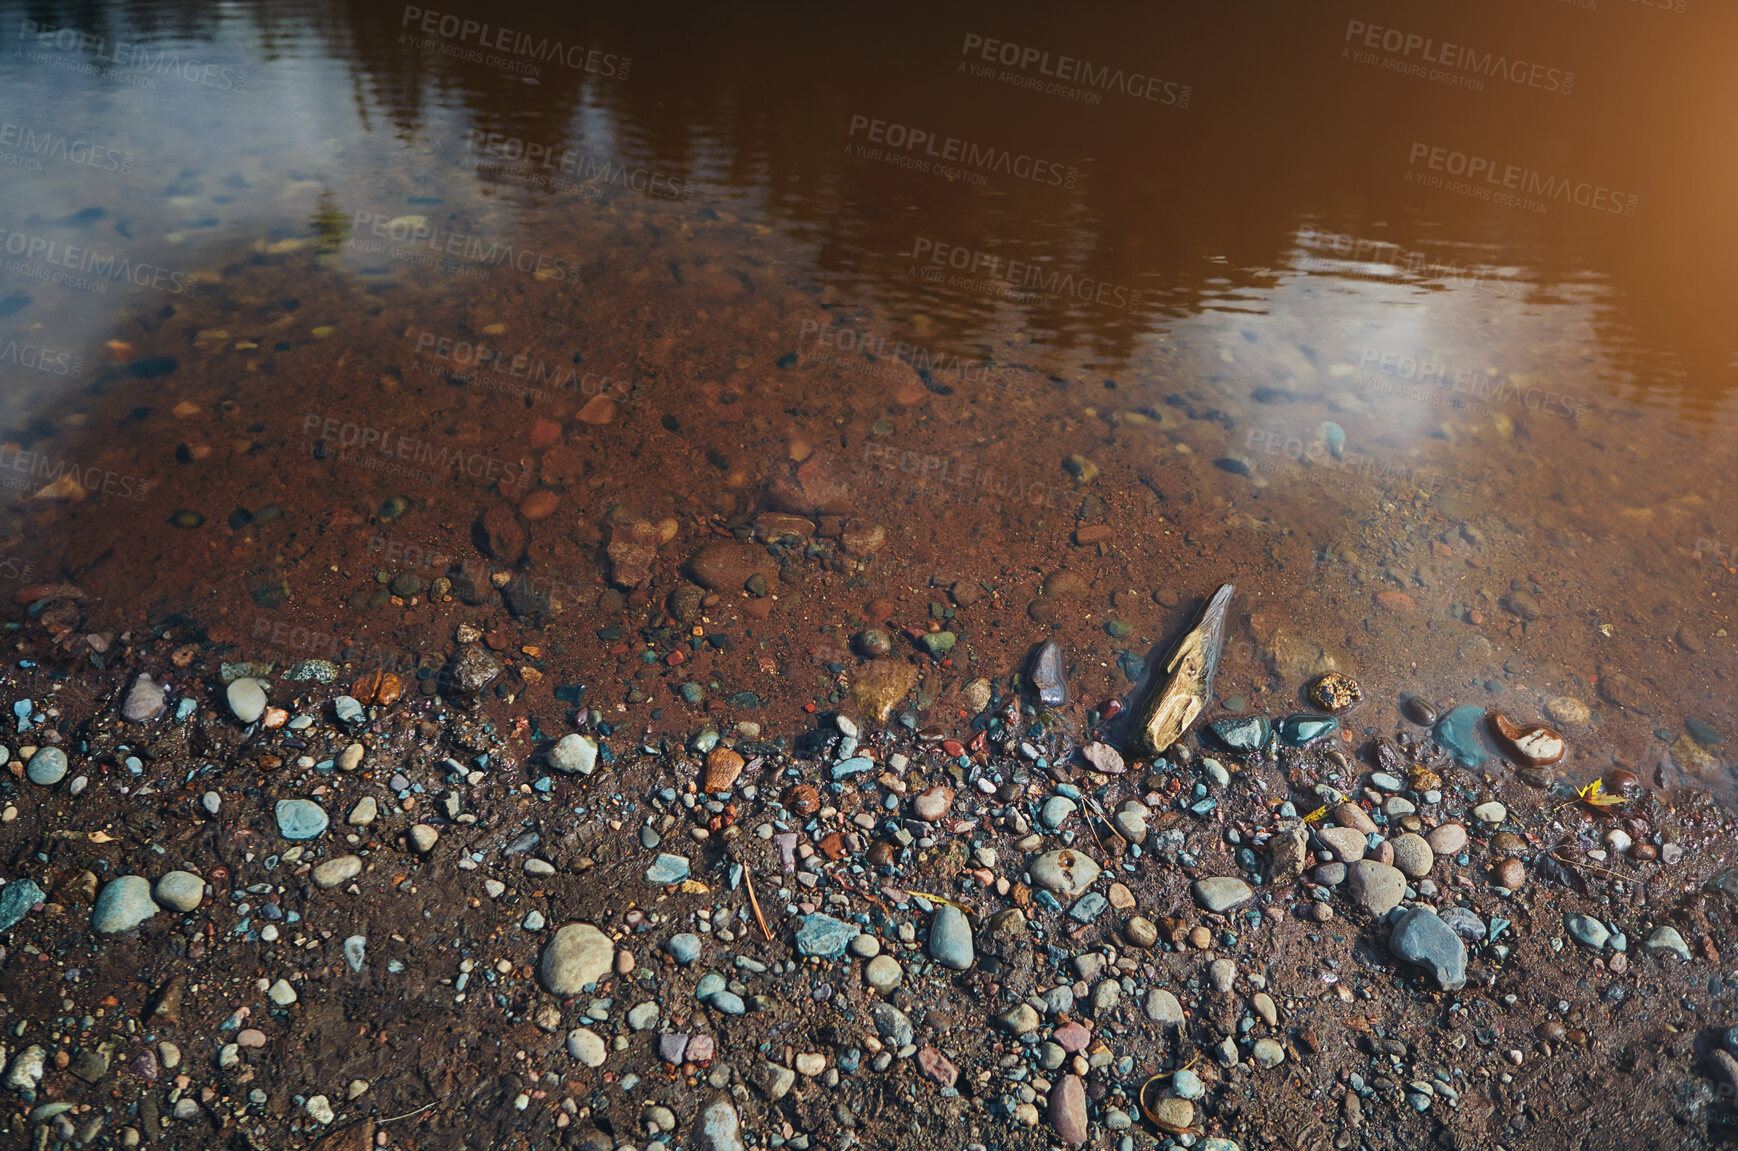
<box><xmin>743</xmin><ymin>862</ymin><xmax>772</xmax><ymax>943</ymax></box>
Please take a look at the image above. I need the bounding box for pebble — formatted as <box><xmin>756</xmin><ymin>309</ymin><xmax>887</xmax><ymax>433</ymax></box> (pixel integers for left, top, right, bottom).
<box><xmin>1144</xmin><ymin>988</ymin><xmax>1185</xmax><ymax>1025</ymax></box>
<box><xmin>1317</xmin><ymin>827</ymin><xmax>1367</xmax><ymax>863</ymax></box>
<box><xmin>866</xmin><ymin>955</ymin><xmax>903</xmax><ymax>993</ymax></box>
<box><xmin>347</xmin><ymin>797</ymin><xmax>378</xmax><ymax>826</ymax></box>
<box><xmin>849</xmin><ymin>933</ymin><xmax>881</xmax><ymax>958</ymax></box>
<box><xmin>1192</xmin><ymin>877</ymin><xmax>1253</xmax><ymax>912</ymax></box>
<box><xmin>121</xmin><ymin>674</ymin><xmax>166</xmax><ymax>722</ymax></box>
<box><xmin>226</xmin><ymin>678</ymin><xmax>267</xmax><ymax>724</ymax></box>
<box><xmin>267</xmin><ymin>979</ymin><xmax>297</xmax><ymax>1005</ymax></box>
<box><xmin>1040</xmin><ymin>796</ymin><xmax>1077</xmax><ymax>829</ymax></box>
<box><xmin>928</xmin><ymin>905</ymin><xmax>974</xmax><ymax>970</ymax></box>
<box><xmin>1048</xmin><ymin>1074</ymin><xmax>1088</xmax><ymax>1145</ymax></box>
<box><xmin>1207</xmin><ymin>958</ymin><xmax>1236</xmax><ymax>993</ymax></box>
<box><xmin>1081</xmin><ymin>742</ymin><xmax>1124</xmax><ymax>774</ymax></box>
<box><xmin>1346</xmin><ymin>860</ymin><xmax>1406</xmax><ymax>916</ymax></box>
<box><xmin>667</xmin><ymin>933</ymin><xmax>702</xmax><ymax>964</ymax></box>
<box><xmin>338</xmin><ymin>743</ymin><xmax>365</xmax><ymax>772</ymax></box>
<box><xmin>305</xmin><ymin>1096</ymin><xmax>333</xmax><ymax>1125</ymax></box>
<box><xmin>1492</xmin><ymin>857</ymin><xmax>1525</xmax><ymax>889</ymax></box>
<box><xmin>409</xmin><ymin>824</ymin><xmax>439</xmax><ymax>853</ymax></box>
<box><xmin>25</xmin><ymin>747</ymin><xmax>67</xmax><ymax>786</ymax></box>
<box><xmin>540</xmin><ymin>923</ymin><xmax>614</xmax><ymax>993</ymax></box>
<box><xmin>1173</xmin><ymin>1068</ymin><xmax>1206</xmax><ymax>1099</ymax></box>
<box><xmin>1643</xmin><ymin>926</ymin><xmax>1691</xmax><ymax>962</ymax></box>
<box><xmin>549</xmin><ymin>733</ymin><xmax>599</xmax><ymax>774</ymax></box>
<box><xmin>646</xmin><ymin>854</ymin><xmax>691</xmax><ymax>884</ymax></box>
<box><xmin>1252</xmin><ymin>1038</ymin><xmax>1286</xmax><ymax>1069</ymax></box>
<box><xmin>1028</xmin><ymin>850</ymin><xmax>1101</xmax><ymax>898</ymax></box>
<box><xmin>694</xmin><ymin>1097</ymin><xmax>745</xmax><ymax>1151</ymax></box>
<box><xmin>1425</xmin><ymin>823</ymin><xmax>1467</xmax><ymax>855</ymax></box>
<box><xmin>1389</xmin><ymin>833</ymin><xmax>1434</xmax><ymax>879</ymax></box>
<box><xmin>1149</xmin><ymin>1097</ymin><xmax>1195</xmax><ymax>1132</ymax></box>
<box><xmin>1545</xmin><ymin>696</ymin><xmax>1591</xmax><ymax>726</ymax></box>
<box><xmin>1389</xmin><ymin>908</ymin><xmax>1467</xmax><ymax>990</ymax></box>
<box><xmin>1332</xmin><ymin>803</ymin><xmax>1376</xmax><ymax>833</ymax></box>
<box><xmin>0</xmin><ymin>879</ymin><xmax>46</xmax><ymax>931</ymax></box>
<box><xmin>1565</xmin><ymin>914</ymin><xmax>1609</xmax><ymax>950</ymax></box>
<box><xmin>274</xmin><ymin>799</ymin><xmax>329</xmax><ymax>840</ymax></box>
<box><xmin>1435</xmin><ymin>705</ymin><xmax>1488</xmax><ymax>767</ymax></box>
<box><xmin>795</xmin><ymin>913</ymin><xmax>859</xmax><ymax>960</ymax></box>
<box><xmin>567</xmin><ymin>1028</ymin><xmax>607</xmax><ymax>1068</ymax></box>
<box><xmin>153</xmin><ymin>871</ymin><xmax>204</xmax><ymax>912</ymax></box>
<box><xmin>92</xmin><ymin>876</ymin><xmax>158</xmax><ymax>934</ymax></box>
<box><xmin>1027</xmin><ymin>641</ymin><xmax>1070</xmax><ymax>706</ymax></box>
<box><xmin>1439</xmin><ymin>907</ymin><xmax>1486</xmax><ymax>941</ymax></box>
<box><xmin>1125</xmin><ymin>916</ymin><xmax>1159</xmax><ymax>948</ymax></box>
<box><xmin>1252</xmin><ymin>991</ymin><xmax>1277</xmax><ymax>1026</ymax></box>
<box><xmin>913</xmin><ymin>786</ymin><xmax>955</xmax><ymax>821</ymax></box>
<box><xmin>997</xmin><ymin>1004</ymin><xmax>1041</xmax><ymax>1035</ymax></box>
<box><xmin>312</xmin><ymin>855</ymin><xmax>362</xmax><ymax>888</ymax></box>
<box><xmin>1472</xmin><ymin>801</ymin><xmax>1507</xmax><ymax>825</ymax></box>
<box><xmin>872</xmin><ymin>1001</ymin><xmax>915</xmax><ymax>1048</ymax></box>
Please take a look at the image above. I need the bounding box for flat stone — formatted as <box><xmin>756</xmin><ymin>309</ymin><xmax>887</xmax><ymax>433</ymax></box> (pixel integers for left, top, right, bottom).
<box><xmin>694</xmin><ymin>1097</ymin><xmax>745</xmax><ymax>1151</ymax></box>
<box><xmin>0</xmin><ymin>879</ymin><xmax>46</xmax><ymax>931</ymax></box>
<box><xmin>929</xmin><ymin>905</ymin><xmax>974</xmax><ymax>970</ymax></box>
<box><xmin>1278</xmin><ymin>714</ymin><xmax>1338</xmax><ymax>746</ymax></box>
<box><xmin>1081</xmin><ymin>741</ymin><xmax>1124</xmax><ymax>774</ymax></box>
<box><xmin>226</xmin><ymin>678</ymin><xmax>267</xmax><ymax>724</ymax></box>
<box><xmin>1069</xmin><ymin>892</ymin><xmax>1109</xmax><ymax>923</ymax></box>
<box><xmin>996</xmin><ymin>1004</ymin><xmax>1041</xmax><ymax>1035</ymax></box>
<box><xmin>312</xmin><ymin>855</ymin><xmax>362</xmax><ymax>888</ymax></box>
<box><xmin>1346</xmin><ymin>860</ymin><xmax>1406</xmax><ymax>917</ymax></box>
<box><xmin>1389</xmin><ymin>908</ymin><xmax>1467</xmax><ymax>990</ymax></box>
<box><xmin>795</xmin><ymin>913</ymin><xmax>859</xmax><ymax>960</ymax></box>
<box><xmin>1389</xmin><ymin>833</ymin><xmax>1435</xmax><ymax>879</ymax></box>
<box><xmin>347</xmin><ymin>797</ymin><xmax>378</xmax><ymax>826</ymax></box>
<box><xmin>1310</xmin><ymin>862</ymin><xmax>1346</xmax><ymax>886</ymax></box>
<box><xmin>912</xmin><ymin>786</ymin><xmax>955</xmax><ymax>821</ymax></box>
<box><xmin>567</xmin><ymin>1028</ymin><xmax>607</xmax><ymax>1067</ymax></box>
<box><xmin>1438</xmin><ymin>907</ymin><xmax>1486</xmax><ymax>941</ymax></box>
<box><xmin>1040</xmin><ymin>796</ymin><xmax>1077</xmax><ymax>829</ymax></box>
<box><xmin>1149</xmin><ymin>1098</ymin><xmax>1195</xmax><ymax>1133</ymax></box>
<box><xmin>153</xmin><ymin>872</ymin><xmax>204</xmax><ymax>912</ymax></box>
<box><xmin>540</xmin><ymin>923</ymin><xmax>614</xmax><ymax>993</ymax></box>
<box><xmin>1565</xmin><ymin>914</ymin><xmax>1609</xmax><ymax>950</ymax></box>
<box><xmin>274</xmin><ymin>799</ymin><xmax>329</xmax><ymax>840</ymax></box>
<box><xmin>1333</xmin><ymin>803</ymin><xmax>1377</xmax><ymax>833</ymax></box>
<box><xmin>549</xmin><ymin>734</ymin><xmax>599</xmax><ymax>774</ymax></box>
<box><xmin>1472</xmin><ymin>801</ymin><xmax>1507</xmax><ymax>825</ymax></box>
<box><xmin>1193</xmin><ymin>877</ymin><xmax>1253</xmax><ymax>913</ymax></box>
<box><xmin>92</xmin><ymin>876</ymin><xmax>158</xmax><ymax>934</ymax></box>
<box><xmin>1317</xmin><ymin>827</ymin><xmax>1367</xmax><ymax>863</ymax></box>
<box><xmin>646</xmin><ymin>854</ymin><xmax>691</xmax><ymax>885</ymax></box>
<box><xmin>1029</xmin><ymin>850</ymin><xmax>1101</xmax><ymax>898</ymax></box>
<box><xmin>121</xmin><ymin>674</ymin><xmax>166</xmax><ymax>722</ymax></box>
<box><xmin>757</xmin><ymin>1064</ymin><xmax>796</xmax><ymax>1101</ymax></box>
<box><xmin>1053</xmin><ymin>1020</ymin><xmax>1091</xmax><ymax>1052</ymax></box>
<box><xmin>1207</xmin><ymin>958</ymin><xmax>1236</xmax><ymax>993</ymax></box>
<box><xmin>627</xmin><ymin>1002</ymin><xmax>660</xmax><ymax>1030</ymax></box>
<box><xmin>1252</xmin><ymin>1038</ymin><xmax>1286</xmax><ymax>1069</ymax></box>
<box><xmin>1048</xmin><ymin>1074</ymin><xmax>1088</xmax><ymax>1146</ymax></box>
<box><xmin>660</xmin><ymin>1033</ymin><xmax>691</xmax><ymax>1064</ymax></box>
<box><xmin>1435</xmin><ymin>705</ymin><xmax>1488</xmax><ymax>767</ymax></box>
<box><xmin>25</xmin><ymin>747</ymin><xmax>67</xmax><ymax>786</ymax></box>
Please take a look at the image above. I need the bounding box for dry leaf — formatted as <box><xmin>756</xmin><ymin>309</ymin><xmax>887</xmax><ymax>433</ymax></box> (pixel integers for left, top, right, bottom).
<box><xmin>88</xmin><ymin>831</ymin><xmax>118</xmax><ymax>843</ymax></box>
<box><xmin>1576</xmin><ymin>779</ymin><xmax>1626</xmax><ymax>809</ymax></box>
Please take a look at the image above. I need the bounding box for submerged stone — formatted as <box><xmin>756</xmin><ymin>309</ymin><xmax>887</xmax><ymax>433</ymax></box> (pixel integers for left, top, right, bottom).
<box><xmin>1028</xmin><ymin>641</ymin><xmax>1069</xmax><ymax>707</ymax></box>
<box><xmin>1435</xmin><ymin>705</ymin><xmax>1488</xmax><ymax>767</ymax></box>
<box><xmin>1209</xmin><ymin>716</ymin><xmax>1270</xmax><ymax>751</ymax></box>
<box><xmin>1278</xmin><ymin>713</ymin><xmax>1338</xmax><ymax>746</ymax></box>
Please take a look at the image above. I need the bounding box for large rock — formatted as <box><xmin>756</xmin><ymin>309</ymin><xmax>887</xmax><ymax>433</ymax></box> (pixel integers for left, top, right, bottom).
<box><xmin>1317</xmin><ymin>826</ymin><xmax>1367</xmax><ymax>863</ymax></box>
<box><xmin>1346</xmin><ymin>860</ymin><xmax>1406</xmax><ymax>917</ymax></box>
<box><xmin>1192</xmin><ymin>877</ymin><xmax>1253</xmax><ymax>913</ymax></box>
<box><xmin>226</xmin><ymin>678</ymin><xmax>267</xmax><ymax>724</ymax></box>
<box><xmin>1389</xmin><ymin>908</ymin><xmax>1467</xmax><ymax>990</ymax></box>
<box><xmin>685</xmin><ymin>542</ymin><xmax>775</xmax><ymax>592</ymax></box>
<box><xmin>1048</xmin><ymin>1074</ymin><xmax>1088</xmax><ymax>1145</ymax></box>
<box><xmin>928</xmin><ymin>905</ymin><xmax>974</xmax><ymax>971</ymax></box>
<box><xmin>92</xmin><ymin>876</ymin><xmax>158</xmax><ymax>934</ymax></box>
<box><xmin>1028</xmin><ymin>850</ymin><xmax>1101</xmax><ymax>898</ymax></box>
<box><xmin>549</xmin><ymin>734</ymin><xmax>599</xmax><ymax>774</ymax></box>
<box><xmin>540</xmin><ymin>923</ymin><xmax>614</xmax><ymax>994</ymax></box>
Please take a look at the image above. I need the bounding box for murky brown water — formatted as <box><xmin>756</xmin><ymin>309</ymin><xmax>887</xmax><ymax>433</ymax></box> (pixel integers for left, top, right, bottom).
<box><xmin>2</xmin><ymin>0</ymin><xmax>1735</xmax><ymax>798</ymax></box>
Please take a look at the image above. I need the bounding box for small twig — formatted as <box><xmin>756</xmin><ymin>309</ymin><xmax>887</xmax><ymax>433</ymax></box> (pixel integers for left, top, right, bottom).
<box><xmin>380</xmin><ymin>1102</ymin><xmax>435</xmax><ymax>1124</ymax></box>
<box><xmin>1547</xmin><ymin>850</ymin><xmax>1628</xmax><ymax>882</ymax></box>
<box><xmin>743</xmin><ymin>862</ymin><xmax>772</xmax><ymax>943</ymax></box>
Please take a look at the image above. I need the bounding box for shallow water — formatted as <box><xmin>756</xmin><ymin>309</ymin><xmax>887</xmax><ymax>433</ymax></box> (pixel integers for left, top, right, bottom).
<box><xmin>1</xmin><ymin>0</ymin><xmax>1734</xmax><ymax>800</ymax></box>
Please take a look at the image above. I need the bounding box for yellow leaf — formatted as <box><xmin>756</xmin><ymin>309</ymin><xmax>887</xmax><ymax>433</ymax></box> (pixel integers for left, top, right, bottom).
<box><xmin>1302</xmin><ymin>805</ymin><xmax>1328</xmax><ymax>823</ymax></box>
<box><xmin>1576</xmin><ymin>779</ymin><xmax>1626</xmax><ymax>809</ymax></box>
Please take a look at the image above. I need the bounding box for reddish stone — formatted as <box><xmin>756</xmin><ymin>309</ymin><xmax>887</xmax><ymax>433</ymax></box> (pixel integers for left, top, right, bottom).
<box><xmin>1073</xmin><ymin>525</ymin><xmax>1113</xmax><ymax>545</ymax></box>
<box><xmin>1099</xmin><ymin>698</ymin><xmax>1123</xmax><ymax>719</ymax></box>
<box><xmin>480</xmin><ymin>504</ymin><xmax>525</xmax><ymax>564</ymax></box>
<box><xmin>1053</xmin><ymin>1020</ymin><xmax>1091</xmax><ymax>1053</ymax></box>
<box><xmin>666</xmin><ymin>650</ymin><xmax>685</xmax><ymax>666</ymax></box>
<box><xmin>529</xmin><ymin>418</ymin><xmax>562</xmax><ymax>449</ymax></box>
<box><xmin>916</xmin><ymin>1046</ymin><xmax>958</xmax><ymax>1088</ymax></box>
<box><xmin>941</xmin><ymin>739</ymin><xmax>965</xmax><ymax>757</ymax></box>
<box><xmin>1374</xmin><ymin>590</ymin><xmax>1416</xmax><ymax>612</ymax></box>
<box><xmin>520</xmin><ymin>490</ymin><xmax>559</xmax><ymax>520</ymax></box>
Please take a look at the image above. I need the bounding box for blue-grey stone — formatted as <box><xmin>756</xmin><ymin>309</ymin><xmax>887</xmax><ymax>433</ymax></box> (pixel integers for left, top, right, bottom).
<box><xmin>1040</xmin><ymin>796</ymin><xmax>1076</xmax><ymax>829</ymax></box>
<box><xmin>1173</xmin><ymin>1067</ymin><xmax>1206</xmax><ymax>1099</ymax></box>
<box><xmin>274</xmin><ymin>799</ymin><xmax>329</xmax><ymax>840</ymax></box>
<box><xmin>25</xmin><ymin>747</ymin><xmax>66</xmax><ymax>785</ymax></box>
<box><xmin>1369</xmin><ymin>772</ymin><xmax>1404</xmax><ymax>792</ymax></box>
<box><xmin>1209</xmin><ymin>716</ymin><xmax>1270</xmax><ymax>751</ymax></box>
<box><xmin>666</xmin><ymin>933</ymin><xmax>702</xmax><ymax>964</ymax></box>
<box><xmin>1069</xmin><ymin>892</ymin><xmax>1109</xmax><ymax>923</ymax></box>
<box><xmin>1438</xmin><ymin>907</ymin><xmax>1486</xmax><ymax>942</ymax></box>
<box><xmin>549</xmin><ymin>733</ymin><xmax>599</xmax><ymax>774</ymax></box>
<box><xmin>1389</xmin><ymin>907</ymin><xmax>1466</xmax><ymax>990</ymax></box>
<box><xmin>929</xmin><ymin>905</ymin><xmax>974</xmax><ymax>970</ymax></box>
<box><xmin>333</xmin><ymin>695</ymin><xmax>365</xmax><ymax>725</ymax></box>
<box><xmin>1192</xmin><ymin>877</ymin><xmax>1254</xmax><ymax>912</ymax></box>
<box><xmin>831</xmin><ymin>756</ymin><xmax>874</xmax><ymax>780</ymax></box>
<box><xmin>1686</xmin><ymin>717</ymin><xmax>1721</xmax><ymax>745</ymax></box>
<box><xmin>1278</xmin><ymin>713</ymin><xmax>1338</xmax><ymax>746</ymax></box>
<box><xmin>646</xmin><ymin>854</ymin><xmax>691</xmax><ymax>885</ymax></box>
<box><xmin>92</xmin><ymin>876</ymin><xmax>158</xmax><ymax>934</ymax></box>
<box><xmin>1321</xmin><ymin>421</ymin><xmax>1346</xmax><ymax>459</ymax></box>
<box><xmin>1565</xmin><ymin>913</ymin><xmax>1609</xmax><ymax>950</ymax></box>
<box><xmin>871</xmin><ymin>1001</ymin><xmax>914</xmax><ymax>1048</ymax></box>
<box><xmin>696</xmin><ymin>972</ymin><xmax>727</xmax><ymax>999</ymax></box>
<box><xmin>1434</xmin><ymin>705</ymin><xmax>1488</xmax><ymax>767</ymax></box>
<box><xmin>708</xmin><ymin>991</ymin><xmax>745</xmax><ymax>1015</ymax></box>
<box><xmin>0</xmin><ymin>879</ymin><xmax>46</xmax><ymax>930</ymax></box>
<box><xmin>344</xmin><ymin>935</ymin><xmax>367</xmax><ymax>972</ymax></box>
<box><xmin>694</xmin><ymin>1096</ymin><xmax>745</xmax><ymax>1151</ymax></box>
<box><xmin>796</xmin><ymin>913</ymin><xmax>860</xmax><ymax>960</ymax></box>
